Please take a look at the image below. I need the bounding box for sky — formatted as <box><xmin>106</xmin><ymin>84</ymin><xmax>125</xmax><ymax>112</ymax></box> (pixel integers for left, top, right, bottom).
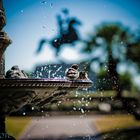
<box><xmin>3</xmin><ymin>0</ymin><xmax>140</xmax><ymax>71</ymax></box>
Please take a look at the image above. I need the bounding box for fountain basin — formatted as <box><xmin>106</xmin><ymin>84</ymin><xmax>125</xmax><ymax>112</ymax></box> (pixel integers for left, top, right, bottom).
<box><xmin>0</xmin><ymin>78</ymin><xmax>93</xmax><ymax>114</ymax></box>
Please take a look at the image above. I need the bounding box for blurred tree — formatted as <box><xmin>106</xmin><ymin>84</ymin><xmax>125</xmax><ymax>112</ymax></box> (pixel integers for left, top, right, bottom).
<box><xmin>95</xmin><ymin>69</ymin><xmax>112</xmax><ymax>91</ymax></box>
<box><xmin>119</xmin><ymin>72</ymin><xmax>133</xmax><ymax>91</ymax></box>
<box><xmin>82</xmin><ymin>22</ymin><xmax>135</xmax><ymax>98</ymax></box>
<box><xmin>95</xmin><ymin>70</ymin><xmax>133</xmax><ymax>92</ymax></box>
<box><xmin>127</xmin><ymin>38</ymin><xmax>140</xmax><ymax>69</ymax></box>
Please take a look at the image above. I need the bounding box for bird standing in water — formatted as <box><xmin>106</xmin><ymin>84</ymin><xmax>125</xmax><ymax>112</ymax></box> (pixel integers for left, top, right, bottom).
<box><xmin>65</xmin><ymin>64</ymin><xmax>79</xmax><ymax>80</ymax></box>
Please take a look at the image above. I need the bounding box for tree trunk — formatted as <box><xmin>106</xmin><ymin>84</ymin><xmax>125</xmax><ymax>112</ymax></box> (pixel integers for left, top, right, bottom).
<box><xmin>107</xmin><ymin>48</ymin><xmax>122</xmax><ymax>98</ymax></box>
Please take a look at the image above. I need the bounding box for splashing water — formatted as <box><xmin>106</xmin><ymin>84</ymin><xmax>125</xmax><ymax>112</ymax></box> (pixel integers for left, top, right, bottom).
<box><xmin>50</xmin><ymin>3</ymin><xmax>53</xmax><ymax>8</ymax></box>
<box><xmin>73</xmin><ymin>107</ymin><xmax>77</xmax><ymax>111</ymax></box>
<box><xmin>23</xmin><ymin>112</ymin><xmax>26</xmax><ymax>116</ymax></box>
<box><xmin>48</xmin><ymin>70</ymin><xmax>51</xmax><ymax>78</ymax></box>
<box><xmin>52</xmin><ymin>66</ymin><xmax>62</xmax><ymax>78</ymax></box>
<box><xmin>82</xmin><ymin>97</ymin><xmax>85</xmax><ymax>101</ymax></box>
<box><xmin>34</xmin><ymin>65</ymin><xmax>65</xmax><ymax>78</ymax></box>
<box><xmin>31</xmin><ymin>107</ymin><xmax>35</xmax><ymax>110</ymax></box>
<box><xmin>21</xmin><ymin>10</ymin><xmax>24</xmax><ymax>13</ymax></box>
<box><xmin>81</xmin><ymin>108</ymin><xmax>85</xmax><ymax>113</ymax></box>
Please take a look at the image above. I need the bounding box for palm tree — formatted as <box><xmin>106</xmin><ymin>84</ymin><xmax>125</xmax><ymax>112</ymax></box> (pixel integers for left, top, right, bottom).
<box><xmin>127</xmin><ymin>38</ymin><xmax>140</xmax><ymax>69</ymax></box>
<box><xmin>83</xmin><ymin>22</ymin><xmax>132</xmax><ymax>98</ymax></box>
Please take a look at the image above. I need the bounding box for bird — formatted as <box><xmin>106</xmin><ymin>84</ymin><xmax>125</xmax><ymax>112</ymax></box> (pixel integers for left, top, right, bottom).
<box><xmin>5</xmin><ymin>65</ymin><xmax>28</xmax><ymax>79</ymax></box>
<box><xmin>11</xmin><ymin>65</ymin><xmax>20</xmax><ymax>70</ymax></box>
<box><xmin>77</xmin><ymin>71</ymin><xmax>89</xmax><ymax>80</ymax></box>
<box><xmin>65</xmin><ymin>64</ymin><xmax>79</xmax><ymax>80</ymax></box>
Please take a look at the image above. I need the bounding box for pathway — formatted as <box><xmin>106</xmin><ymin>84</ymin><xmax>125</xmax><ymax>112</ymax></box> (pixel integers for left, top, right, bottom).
<box><xmin>19</xmin><ymin>115</ymin><xmax>97</xmax><ymax>140</ymax></box>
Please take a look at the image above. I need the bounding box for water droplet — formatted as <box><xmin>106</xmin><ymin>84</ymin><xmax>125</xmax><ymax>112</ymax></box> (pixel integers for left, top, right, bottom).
<box><xmin>31</xmin><ymin>107</ymin><xmax>34</xmax><ymax>110</ymax></box>
<box><xmin>41</xmin><ymin>0</ymin><xmax>47</xmax><ymax>4</ymax></box>
<box><xmin>21</xmin><ymin>10</ymin><xmax>24</xmax><ymax>13</ymax></box>
<box><xmin>50</xmin><ymin>3</ymin><xmax>53</xmax><ymax>8</ymax></box>
<box><xmin>81</xmin><ymin>108</ymin><xmax>85</xmax><ymax>113</ymax></box>
<box><xmin>73</xmin><ymin>107</ymin><xmax>76</xmax><ymax>110</ymax></box>
<box><xmin>23</xmin><ymin>112</ymin><xmax>26</xmax><ymax>115</ymax></box>
<box><xmin>78</xmin><ymin>100</ymin><xmax>81</xmax><ymax>103</ymax></box>
<box><xmin>54</xmin><ymin>39</ymin><xmax>57</xmax><ymax>42</ymax></box>
<box><xmin>42</xmin><ymin>25</ymin><xmax>46</xmax><ymax>29</ymax></box>
<box><xmin>58</xmin><ymin>101</ymin><xmax>62</xmax><ymax>104</ymax></box>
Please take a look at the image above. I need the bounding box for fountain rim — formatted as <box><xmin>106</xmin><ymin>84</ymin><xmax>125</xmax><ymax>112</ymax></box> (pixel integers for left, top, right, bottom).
<box><xmin>0</xmin><ymin>78</ymin><xmax>93</xmax><ymax>89</ymax></box>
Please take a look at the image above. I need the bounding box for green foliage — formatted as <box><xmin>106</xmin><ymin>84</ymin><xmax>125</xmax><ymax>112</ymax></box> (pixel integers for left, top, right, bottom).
<box><xmin>95</xmin><ymin>70</ymin><xmax>112</xmax><ymax>91</ymax></box>
<box><xmin>82</xmin><ymin>22</ymin><xmax>140</xmax><ymax>93</ymax></box>
<box><xmin>119</xmin><ymin>72</ymin><xmax>132</xmax><ymax>90</ymax></box>
<box><xmin>127</xmin><ymin>40</ymin><xmax>140</xmax><ymax>68</ymax></box>
<box><xmin>95</xmin><ymin>70</ymin><xmax>133</xmax><ymax>91</ymax></box>
<box><xmin>95</xmin><ymin>23</ymin><xmax>130</xmax><ymax>43</ymax></box>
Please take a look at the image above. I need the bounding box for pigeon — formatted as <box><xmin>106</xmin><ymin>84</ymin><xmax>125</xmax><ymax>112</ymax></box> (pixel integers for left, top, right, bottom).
<box><xmin>77</xmin><ymin>71</ymin><xmax>89</xmax><ymax>80</ymax></box>
<box><xmin>5</xmin><ymin>65</ymin><xmax>28</xmax><ymax>79</ymax></box>
<box><xmin>11</xmin><ymin>65</ymin><xmax>20</xmax><ymax>70</ymax></box>
<box><xmin>65</xmin><ymin>64</ymin><xmax>79</xmax><ymax>80</ymax></box>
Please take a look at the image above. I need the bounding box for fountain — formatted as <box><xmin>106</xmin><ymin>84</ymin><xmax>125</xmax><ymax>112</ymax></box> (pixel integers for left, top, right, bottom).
<box><xmin>0</xmin><ymin>1</ymin><xmax>92</xmax><ymax>139</ymax></box>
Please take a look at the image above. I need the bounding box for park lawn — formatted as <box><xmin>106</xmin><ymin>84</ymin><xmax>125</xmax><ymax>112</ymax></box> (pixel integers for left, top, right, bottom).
<box><xmin>6</xmin><ymin>117</ymin><xmax>31</xmax><ymax>139</ymax></box>
<box><xmin>69</xmin><ymin>90</ymin><xmax>117</xmax><ymax>98</ymax></box>
<box><xmin>69</xmin><ymin>90</ymin><xmax>140</xmax><ymax>98</ymax></box>
<box><xmin>95</xmin><ymin>114</ymin><xmax>140</xmax><ymax>132</ymax></box>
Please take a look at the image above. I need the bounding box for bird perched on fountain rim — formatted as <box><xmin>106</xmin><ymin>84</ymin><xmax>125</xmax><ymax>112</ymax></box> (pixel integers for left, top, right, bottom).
<box><xmin>5</xmin><ymin>65</ymin><xmax>28</xmax><ymax>79</ymax></box>
<box><xmin>65</xmin><ymin>64</ymin><xmax>79</xmax><ymax>80</ymax></box>
<box><xmin>77</xmin><ymin>71</ymin><xmax>89</xmax><ymax>80</ymax></box>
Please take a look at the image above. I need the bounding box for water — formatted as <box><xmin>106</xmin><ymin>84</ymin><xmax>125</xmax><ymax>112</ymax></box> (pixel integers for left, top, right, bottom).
<box><xmin>42</xmin><ymin>25</ymin><xmax>46</xmax><ymax>29</ymax></box>
<box><xmin>31</xmin><ymin>107</ymin><xmax>35</xmax><ymax>110</ymax></box>
<box><xmin>50</xmin><ymin>3</ymin><xmax>53</xmax><ymax>8</ymax></box>
<box><xmin>33</xmin><ymin>64</ymin><xmax>71</xmax><ymax>79</ymax></box>
<box><xmin>20</xmin><ymin>10</ymin><xmax>24</xmax><ymax>13</ymax></box>
<box><xmin>23</xmin><ymin>112</ymin><xmax>26</xmax><ymax>116</ymax></box>
<box><xmin>73</xmin><ymin>107</ymin><xmax>77</xmax><ymax>111</ymax></box>
<box><xmin>52</xmin><ymin>66</ymin><xmax>62</xmax><ymax>78</ymax></box>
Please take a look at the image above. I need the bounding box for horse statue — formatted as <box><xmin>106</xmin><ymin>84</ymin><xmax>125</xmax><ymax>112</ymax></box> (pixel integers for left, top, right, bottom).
<box><xmin>36</xmin><ymin>9</ymin><xmax>81</xmax><ymax>56</ymax></box>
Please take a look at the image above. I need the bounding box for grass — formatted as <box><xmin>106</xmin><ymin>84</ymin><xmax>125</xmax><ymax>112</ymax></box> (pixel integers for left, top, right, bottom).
<box><xmin>46</xmin><ymin>90</ymin><xmax>140</xmax><ymax>111</ymax></box>
<box><xmin>6</xmin><ymin>117</ymin><xmax>31</xmax><ymax>139</ymax></box>
<box><xmin>95</xmin><ymin>114</ymin><xmax>140</xmax><ymax>132</ymax></box>
<box><xmin>69</xmin><ymin>90</ymin><xmax>117</xmax><ymax>98</ymax></box>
